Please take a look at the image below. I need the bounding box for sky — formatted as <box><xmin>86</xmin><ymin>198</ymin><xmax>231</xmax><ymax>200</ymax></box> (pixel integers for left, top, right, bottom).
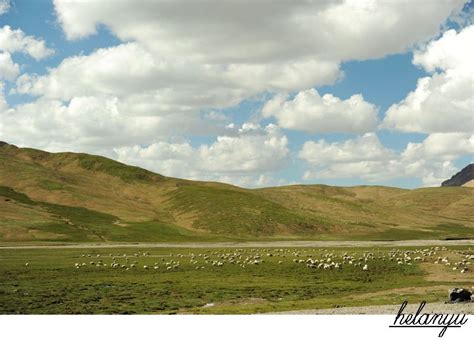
<box><xmin>0</xmin><ymin>0</ymin><xmax>473</xmax><ymax>189</ymax></box>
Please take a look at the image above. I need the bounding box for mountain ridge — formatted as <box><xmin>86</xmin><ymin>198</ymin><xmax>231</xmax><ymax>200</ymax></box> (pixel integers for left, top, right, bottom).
<box><xmin>441</xmin><ymin>164</ymin><xmax>474</xmax><ymax>187</ymax></box>
<box><xmin>1</xmin><ymin>141</ymin><xmax>473</xmax><ymax>243</ymax></box>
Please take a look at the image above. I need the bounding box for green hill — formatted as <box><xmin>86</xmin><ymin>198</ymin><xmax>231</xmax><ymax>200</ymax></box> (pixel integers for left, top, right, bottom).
<box><xmin>1</xmin><ymin>141</ymin><xmax>473</xmax><ymax>243</ymax></box>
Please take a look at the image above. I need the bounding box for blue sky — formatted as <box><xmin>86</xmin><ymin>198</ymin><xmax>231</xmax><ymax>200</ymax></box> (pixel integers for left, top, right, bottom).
<box><xmin>0</xmin><ymin>0</ymin><xmax>472</xmax><ymax>188</ymax></box>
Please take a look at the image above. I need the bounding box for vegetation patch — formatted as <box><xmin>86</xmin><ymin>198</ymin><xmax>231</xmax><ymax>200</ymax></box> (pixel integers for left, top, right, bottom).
<box><xmin>0</xmin><ymin>245</ymin><xmax>470</xmax><ymax>314</ymax></box>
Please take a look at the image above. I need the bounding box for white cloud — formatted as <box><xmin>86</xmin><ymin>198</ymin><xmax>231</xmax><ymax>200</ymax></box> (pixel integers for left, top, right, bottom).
<box><xmin>7</xmin><ymin>1</ymin><xmax>465</xmax><ymax>159</ymax></box>
<box><xmin>0</xmin><ymin>0</ymin><xmax>10</xmax><ymax>15</ymax></box>
<box><xmin>199</xmin><ymin>124</ymin><xmax>289</xmax><ymax>173</ymax></box>
<box><xmin>115</xmin><ymin>141</ymin><xmax>282</xmax><ymax>187</ymax></box>
<box><xmin>0</xmin><ymin>52</ymin><xmax>19</xmax><ymax>81</ymax></box>
<box><xmin>413</xmin><ymin>26</ymin><xmax>473</xmax><ymax>72</ymax></box>
<box><xmin>12</xmin><ymin>1</ymin><xmax>463</xmax><ymax>141</ymax></box>
<box><xmin>421</xmin><ymin>161</ymin><xmax>460</xmax><ymax>187</ymax></box>
<box><xmin>113</xmin><ymin>141</ymin><xmax>196</xmax><ymax>180</ymax></box>
<box><xmin>299</xmin><ymin>133</ymin><xmax>391</xmax><ymax>165</ymax></box>
<box><xmin>223</xmin><ymin>60</ymin><xmax>342</xmax><ymax>93</ymax></box>
<box><xmin>0</xmin><ymin>95</ymin><xmax>229</xmax><ymax>154</ymax></box>
<box><xmin>396</xmin><ymin>132</ymin><xmax>472</xmax><ymax>187</ymax></box>
<box><xmin>2</xmin><ymin>1</ymin><xmax>470</xmax><ymax>189</ymax></box>
<box><xmin>262</xmin><ymin>89</ymin><xmax>378</xmax><ymax>133</ymax></box>
<box><xmin>383</xmin><ymin>25</ymin><xmax>474</xmax><ymax>133</ymax></box>
<box><xmin>12</xmin><ymin>42</ymin><xmax>341</xmax><ymax>151</ymax></box>
<box><xmin>303</xmin><ymin>161</ymin><xmax>392</xmax><ymax>181</ymax></box>
<box><xmin>14</xmin><ymin>42</ymin><xmax>340</xmax><ymax>106</ymax></box>
<box><xmin>300</xmin><ymin>133</ymin><xmax>395</xmax><ymax>182</ymax></box>
<box><xmin>303</xmin><ymin>160</ymin><xmax>459</xmax><ymax>187</ymax></box>
<box><xmin>402</xmin><ymin>133</ymin><xmax>474</xmax><ymax>161</ymax></box>
<box><xmin>0</xmin><ymin>96</ymin><xmax>156</xmax><ymax>153</ymax></box>
<box><xmin>113</xmin><ymin>123</ymin><xmax>289</xmax><ymax>187</ymax></box>
<box><xmin>41</xmin><ymin>0</ymin><xmax>465</xmax><ymax>115</ymax></box>
<box><xmin>53</xmin><ymin>0</ymin><xmax>465</xmax><ymax>62</ymax></box>
<box><xmin>0</xmin><ymin>81</ymin><xmax>7</xmax><ymax>111</ymax></box>
<box><xmin>300</xmin><ymin>133</ymin><xmax>473</xmax><ymax>186</ymax></box>
<box><xmin>0</xmin><ymin>25</ymin><xmax>54</xmax><ymax>60</ymax></box>
<box><xmin>0</xmin><ymin>96</ymin><xmax>288</xmax><ymax>186</ymax></box>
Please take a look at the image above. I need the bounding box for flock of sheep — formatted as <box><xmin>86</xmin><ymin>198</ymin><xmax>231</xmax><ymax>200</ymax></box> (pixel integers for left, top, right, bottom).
<box><xmin>433</xmin><ymin>252</ymin><xmax>473</xmax><ymax>274</ymax></box>
<box><xmin>59</xmin><ymin>246</ymin><xmax>473</xmax><ymax>275</ymax></box>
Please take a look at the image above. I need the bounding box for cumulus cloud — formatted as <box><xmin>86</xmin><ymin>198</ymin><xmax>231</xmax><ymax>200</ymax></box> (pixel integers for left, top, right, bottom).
<box><xmin>0</xmin><ymin>0</ymin><xmax>10</xmax><ymax>15</ymax></box>
<box><xmin>300</xmin><ymin>133</ymin><xmax>473</xmax><ymax>186</ymax></box>
<box><xmin>199</xmin><ymin>124</ymin><xmax>289</xmax><ymax>173</ymax></box>
<box><xmin>400</xmin><ymin>133</ymin><xmax>474</xmax><ymax>186</ymax></box>
<box><xmin>300</xmin><ymin>133</ymin><xmax>395</xmax><ymax>181</ymax></box>
<box><xmin>0</xmin><ymin>52</ymin><xmax>19</xmax><ymax>81</ymax></box>
<box><xmin>0</xmin><ymin>95</ymin><xmax>229</xmax><ymax>154</ymax></box>
<box><xmin>37</xmin><ymin>0</ymin><xmax>464</xmax><ymax>118</ymax></box>
<box><xmin>1</xmin><ymin>1</ymin><xmax>470</xmax><ymax>188</ymax></box>
<box><xmin>0</xmin><ymin>25</ymin><xmax>54</xmax><ymax>60</ymax></box>
<box><xmin>11</xmin><ymin>42</ymin><xmax>340</xmax><ymax>151</ymax></box>
<box><xmin>420</xmin><ymin>161</ymin><xmax>461</xmax><ymax>187</ymax></box>
<box><xmin>262</xmin><ymin>89</ymin><xmax>378</xmax><ymax>133</ymax></box>
<box><xmin>383</xmin><ymin>25</ymin><xmax>474</xmax><ymax>133</ymax></box>
<box><xmin>299</xmin><ymin>133</ymin><xmax>391</xmax><ymax>165</ymax></box>
<box><xmin>12</xmin><ymin>1</ymin><xmax>463</xmax><ymax>137</ymax></box>
<box><xmin>114</xmin><ymin>123</ymin><xmax>289</xmax><ymax>187</ymax></box>
<box><xmin>114</xmin><ymin>141</ymin><xmax>196</xmax><ymax>180</ymax></box>
<box><xmin>402</xmin><ymin>133</ymin><xmax>474</xmax><ymax>161</ymax></box>
<box><xmin>0</xmin><ymin>25</ymin><xmax>53</xmax><ymax>113</ymax></box>
<box><xmin>0</xmin><ymin>81</ymin><xmax>7</xmax><ymax>111</ymax></box>
<box><xmin>0</xmin><ymin>96</ymin><xmax>288</xmax><ymax>186</ymax></box>
<box><xmin>303</xmin><ymin>160</ymin><xmax>459</xmax><ymax>187</ymax></box>
<box><xmin>14</xmin><ymin>42</ymin><xmax>341</xmax><ymax>109</ymax></box>
<box><xmin>0</xmin><ymin>25</ymin><xmax>53</xmax><ymax>84</ymax></box>
<box><xmin>53</xmin><ymin>0</ymin><xmax>465</xmax><ymax>62</ymax></box>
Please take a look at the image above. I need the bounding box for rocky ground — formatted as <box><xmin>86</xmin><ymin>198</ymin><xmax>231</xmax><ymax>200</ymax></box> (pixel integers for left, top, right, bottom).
<box><xmin>272</xmin><ymin>302</ymin><xmax>474</xmax><ymax>315</ymax></box>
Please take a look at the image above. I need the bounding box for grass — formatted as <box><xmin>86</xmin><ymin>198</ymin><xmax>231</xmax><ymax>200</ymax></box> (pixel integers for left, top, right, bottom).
<box><xmin>2</xmin><ymin>182</ymin><xmax>474</xmax><ymax>242</ymax></box>
<box><xmin>0</xmin><ymin>245</ymin><xmax>471</xmax><ymax>314</ymax></box>
<box><xmin>94</xmin><ymin>220</ymin><xmax>229</xmax><ymax>243</ymax></box>
<box><xmin>1</xmin><ymin>142</ymin><xmax>473</xmax><ymax>242</ymax></box>
<box><xmin>365</xmin><ymin>224</ymin><xmax>474</xmax><ymax>241</ymax></box>
<box><xmin>38</xmin><ymin>180</ymin><xmax>67</xmax><ymax>191</ymax></box>
<box><xmin>0</xmin><ymin>186</ymin><xmax>220</xmax><ymax>243</ymax></box>
<box><xmin>75</xmin><ymin>154</ymin><xmax>165</xmax><ymax>183</ymax></box>
<box><xmin>167</xmin><ymin>185</ymin><xmax>326</xmax><ymax>236</ymax></box>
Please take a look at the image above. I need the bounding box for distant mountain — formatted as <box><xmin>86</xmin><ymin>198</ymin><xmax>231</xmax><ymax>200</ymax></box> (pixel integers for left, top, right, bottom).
<box><xmin>441</xmin><ymin>164</ymin><xmax>474</xmax><ymax>187</ymax></box>
<box><xmin>1</xmin><ymin>141</ymin><xmax>473</xmax><ymax>243</ymax></box>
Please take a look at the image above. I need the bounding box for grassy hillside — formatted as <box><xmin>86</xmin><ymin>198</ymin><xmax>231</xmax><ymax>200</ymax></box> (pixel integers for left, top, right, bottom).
<box><xmin>1</xmin><ymin>142</ymin><xmax>473</xmax><ymax>243</ymax></box>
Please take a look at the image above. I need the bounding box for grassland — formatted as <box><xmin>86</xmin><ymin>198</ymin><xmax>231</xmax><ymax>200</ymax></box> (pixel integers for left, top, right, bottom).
<box><xmin>0</xmin><ymin>245</ymin><xmax>472</xmax><ymax>314</ymax></box>
<box><xmin>2</xmin><ymin>142</ymin><xmax>473</xmax><ymax>314</ymax></box>
<box><xmin>1</xmin><ymin>141</ymin><xmax>473</xmax><ymax>243</ymax></box>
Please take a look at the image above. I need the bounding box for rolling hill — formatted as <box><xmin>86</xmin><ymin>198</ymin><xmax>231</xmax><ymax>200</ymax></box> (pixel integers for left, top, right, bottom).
<box><xmin>1</xmin><ymin>141</ymin><xmax>473</xmax><ymax>243</ymax></box>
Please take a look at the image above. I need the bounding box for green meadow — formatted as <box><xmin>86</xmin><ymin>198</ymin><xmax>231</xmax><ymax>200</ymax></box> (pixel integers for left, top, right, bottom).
<box><xmin>1</xmin><ymin>246</ymin><xmax>472</xmax><ymax>314</ymax></box>
<box><xmin>1</xmin><ymin>143</ymin><xmax>473</xmax><ymax>314</ymax></box>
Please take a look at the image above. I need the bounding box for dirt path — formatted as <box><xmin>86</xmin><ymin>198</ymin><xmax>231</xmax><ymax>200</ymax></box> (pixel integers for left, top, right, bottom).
<box><xmin>271</xmin><ymin>302</ymin><xmax>474</xmax><ymax>315</ymax></box>
<box><xmin>0</xmin><ymin>239</ymin><xmax>473</xmax><ymax>249</ymax></box>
